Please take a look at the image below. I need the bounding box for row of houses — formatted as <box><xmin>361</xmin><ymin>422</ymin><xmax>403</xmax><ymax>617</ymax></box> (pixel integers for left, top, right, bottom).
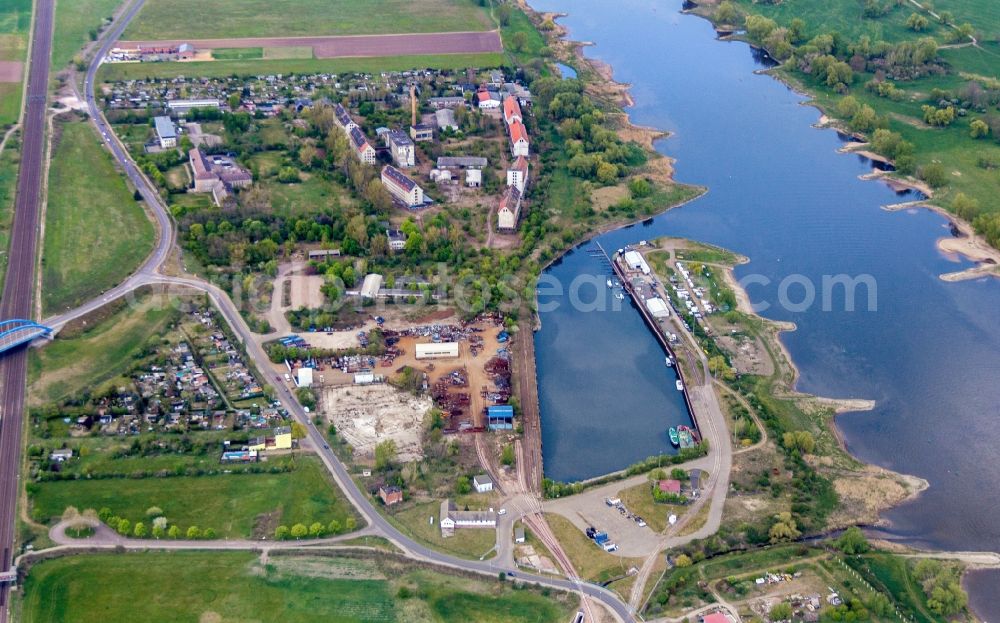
<box><xmin>497</xmin><ymin>95</ymin><xmax>531</xmax><ymax>233</ymax></box>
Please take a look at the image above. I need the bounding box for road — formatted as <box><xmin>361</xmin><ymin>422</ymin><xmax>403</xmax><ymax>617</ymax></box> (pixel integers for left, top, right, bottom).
<box><xmin>0</xmin><ymin>0</ymin><xmax>54</xmax><ymax>619</ymax></box>
<box><xmin>11</xmin><ymin>2</ymin><xmax>638</xmax><ymax>620</ymax></box>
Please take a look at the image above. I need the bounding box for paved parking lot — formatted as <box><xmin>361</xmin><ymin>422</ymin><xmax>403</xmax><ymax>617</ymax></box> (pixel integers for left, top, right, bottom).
<box><xmin>542</xmin><ymin>474</ymin><xmax>660</xmax><ymax>557</ymax></box>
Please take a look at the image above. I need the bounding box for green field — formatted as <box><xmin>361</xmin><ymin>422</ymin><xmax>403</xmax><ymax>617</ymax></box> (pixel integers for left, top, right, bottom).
<box><xmin>122</xmin><ymin>0</ymin><xmax>492</xmax><ymax>40</ymax></box>
<box><xmin>212</xmin><ymin>47</ymin><xmax>263</xmax><ymax>61</ymax></box>
<box><xmin>41</xmin><ymin>120</ymin><xmax>154</xmax><ymax>314</ymax></box>
<box><xmin>0</xmin><ymin>141</ymin><xmax>18</xmax><ymax>292</ymax></box>
<box><xmin>51</xmin><ymin>0</ymin><xmax>122</xmax><ymax>70</ymax></box>
<box><xmin>98</xmin><ymin>52</ymin><xmax>505</xmax><ymax>81</ymax></box>
<box><xmin>30</xmin><ymin>456</ymin><xmax>354</xmax><ymax>538</ymax></box>
<box><xmin>27</xmin><ymin>294</ymin><xmax>179</xmax><ymax>405</ymax></box>
<box><xmin>19</xmin><ymin>551</ymin><xmax>577</xmax><ymax>623</ymax></box>
<box><xmin>0</xmin><ymin>0</ymin><xmax>30</xmax><ymax>126</ymax></box>
<box><xmin>387</xmin><ymin>501</ymin><xmax>497</xmax><ymax>561</ymax></box>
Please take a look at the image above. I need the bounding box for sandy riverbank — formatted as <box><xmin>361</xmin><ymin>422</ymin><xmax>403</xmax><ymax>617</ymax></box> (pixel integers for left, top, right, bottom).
<box><xmin>883</xmin><ymin>201</ymin><xmax>1000</xmax><ymax>281</ymax></box>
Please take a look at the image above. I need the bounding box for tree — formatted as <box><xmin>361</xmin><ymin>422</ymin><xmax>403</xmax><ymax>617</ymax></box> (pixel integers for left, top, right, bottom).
<box><xmin>970</xmin><ymin>118</ymin><xmax>990</xmax><ymax>139</ymax></box>
<box><xmin>906</xmin><ymin>13</ymin><xmax>929</xmax><ymax>31</ymax></box>
<box><xmin>61</xmin><ymin>506</ymin><xmax>81</xmax><ymax>523</ymax></box>
<box><xmin>374</xmin><ymin>439</ymin><xmax>398</xmax><ymax>471</ymax></box>
<box><xmin>836</xmin><ymin>526</ymin><xmax>870</xmax><ymax>554</ymax></box>
<box><xmin>455</xmin><ymin>476</ymin><xmax>472</xmax><ymax>495</ymax></box>
<box><xmin>116</xmin><ymin>519</ymin><xmax>131</xmax><ymax>535</ymax></box>
<box><xmin>782</xmin><ymin>430</ymin><xmax>816</xmax><ymax>454</ymax></box>
<box><xmin>952</xmin><ymin>193</ymin><xmax>980</xmax><ymax>221</ymax></box>
<box><xmin>919</xmin><ymin>162</ymin><xmax>949</xmax><ymax>188</ymax></box>
<box><xmin>327</xmin><ymin>519</ymin><xmax>342</xmax><ymax>535</ymax></box>
<box><xmin>345</xmin><ymin>517</ymin><xmax>357</xmax><ymax>532</ymax></box>
<box><xmin>715</xmin><ymin>1</ymin><xmax>739</xmax><ymax>24</ymax></box>
<box><xmin>275</xmin><ymin>525</ymin><xmax>290</xmax><ymax>540</ymax></box>
<box><xmin>768</xmin><ymin>512</ymin><xmax>801</xmax><ymax>543</ymax></box>
<box><xmin>309</xmin><ymin>522</ymin><xmax>325</xmax><ymax>538</ymax></box>
<box><xmin>152</xmin><ymin>525</ymin><xmax>165</xmax><ymax>539</ymax></box>
<box><xmin>510</xmin><ymin>31</ymin><xmax>528</xmax><ymax>52</ymax></box>
<box><xmin>290</xmin><ymin>421</ymin><xmax>308</xmax><ymax>439</ymax></box>
<box><xmin>204</xmin><ymin>528</ymin><xmax>217</xmax><ymax>539</ymax></box>
<box><xmin>496</xmin><ymin>4</ymin><xmax>512</xmax><ymax>26</ymax></box>
<box><xmin>186</xmin><ymin>526</ymin><xmax>201</xmax><ymax>539</ymax></box>
<box><xmin>768</xmin><ymin>602</ymin><xmax>792</xmax><ymax>621</ymax></box>
<box><xmin>228</xmin><ymin>93</ymin><xmax>241</xmax><ymax>110</ymax></box>
<box><xmin>133</xmin><ymin>522</ymin><xmax>147</xmax><ymax>538</ymax></box>
<box><xmin>145</xmin><ymin>506</ymin><xmax>164</xmax><ymax>518</ymax></box>
<box><xmin>849</xmin><ymin>105</ymin><xmax>877</xmax><ymax>133</ymax></box>
<box><xmin>168</xmin><ymin>525</ymin><xmax>181</xmax><ymax>539</ymax></box>
<box><xmin>674</xmin><ymin>554</ymin><xmax>692</xmax><ymax>567</ymax></box>
<box><xmin>291</xmin><ymin>523</ymin><xmax>308</xmax><ymax>539</ymax></box>
<box><xmin>501</xmin><ymin>444</ymin><xmax>516</xmax><ymax>466</ymax></box>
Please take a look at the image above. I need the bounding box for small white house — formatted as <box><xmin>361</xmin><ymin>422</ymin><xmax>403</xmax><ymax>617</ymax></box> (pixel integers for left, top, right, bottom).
<box><xmin>50</xmin><ymin>448</ymin><xmax>73</xmax><ymax>462</ymax></box>
<box><xmin>473</xmin><ymin>474</ymin><xmax>494</xmax><ymax>493</ymax></box>
<box><xmin>465</xmin><ymin>168</ymin><xmax>482</xmax><ymax>188</ymax></box>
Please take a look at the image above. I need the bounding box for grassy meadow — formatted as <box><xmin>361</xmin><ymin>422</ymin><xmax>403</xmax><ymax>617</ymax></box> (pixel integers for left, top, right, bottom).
<box><xmin>51</xmin><ymin>0</ymin><xmax>122</xmax><ymax>70</ymax></box>
<box><xmin>19</xmin><ymin>552</ymin><xmax>578</xmax><ymax>623</ymax></box>
<box><xmin>41</xmin><ymin>120</ymin><xmax>154</xmax><ymax>315</ymax></box>
<box><xmin>122</xmin><ymin>0</ymin><xmax>493</xmax><ymax>40</ymax></box>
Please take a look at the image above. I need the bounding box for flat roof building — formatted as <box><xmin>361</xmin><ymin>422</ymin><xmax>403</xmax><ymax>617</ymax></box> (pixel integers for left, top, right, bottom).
<box><xmin>437</xmin><ymin>156</ymin><xmax>487</xmax><ymax>169</ymax></box>
<box><xmin>167</xmin><ymin>98</ymin><xmax>220</xmax><ymax>114</ymax></box>
<box><xmin>415</xmin><ymin>342</ymin><xmax>459</xmax><ymax>359</ymax></box>
<box><xmin>384</xmin><ymin>129</ymin><xmax>415</xmax><ymax>168</ymax></box>
<box><xmin>360</xmin><ymin>273</ymin><xmax>384</xmax><ymax>299</ymax></box>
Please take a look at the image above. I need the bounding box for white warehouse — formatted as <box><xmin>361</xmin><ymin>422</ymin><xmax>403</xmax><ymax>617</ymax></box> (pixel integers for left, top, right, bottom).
<box><xmin>415</xmin><ymin>342</ymin><xmax>459</xmax><ymax>359</ymax></box>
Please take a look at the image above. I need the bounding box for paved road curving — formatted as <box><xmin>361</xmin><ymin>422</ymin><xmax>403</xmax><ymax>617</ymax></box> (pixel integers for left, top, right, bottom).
<box><xmin>25</xmin><ymin>2</ymin><xmax>638</xmax><ymax>620</ymax></box>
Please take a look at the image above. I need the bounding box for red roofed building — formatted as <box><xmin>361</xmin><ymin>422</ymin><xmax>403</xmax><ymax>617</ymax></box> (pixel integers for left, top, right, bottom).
<box><xmin>658</xmin><ymin>479</ymin><xmax>682</xmax><ymax>495</ymax></box>
<box><xmin>477</xmin><ymin>88</ymin><xmax>501</xmax><ymax>110</ymax></box>
<box><xmin>702</xmin><ymin>613</ymin><xmax>731</xmax><ymax>623</ymax></box>
<box><xmin>509</xmin><ymin>121</ymin><xmax>530</xmax><ymax>157</ymax></box>
<box><xmin>503</xmin><ymin>95</ymin><xmax>522</xmax><ymax>126</ymax></box>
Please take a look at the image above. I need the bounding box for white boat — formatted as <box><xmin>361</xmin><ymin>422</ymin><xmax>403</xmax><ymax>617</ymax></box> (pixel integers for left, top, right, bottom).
<box><xmin>676</xmin><ymin>380</ymin><xmax>684</xmax><ymax>391</ymax></box>
<box><xmin>665</xmin><ymin>356</ymin><xmax>673</xmax><ymax>367</ymax></box>
<box><xmin>606</xmin><ymin>278</ymin><xmax>613</xmax><ymax>288</ymax></box>
<box><xmin>615</xmin><ymin>291</ymin><xmax>624</xmax><ymax>300</ymax></box>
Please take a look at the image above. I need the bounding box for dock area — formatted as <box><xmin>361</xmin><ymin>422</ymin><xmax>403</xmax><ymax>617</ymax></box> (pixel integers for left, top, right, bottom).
<box><xmin>598</xmin><ymin>241</ymin><xmax>704</xmax><ymax>440</ymax></box>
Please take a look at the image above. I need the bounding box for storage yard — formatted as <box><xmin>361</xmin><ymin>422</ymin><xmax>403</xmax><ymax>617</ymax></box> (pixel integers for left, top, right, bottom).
<box><xmin>320</xmin><ymin>383</ymin><xmax>431</xmax><ymax>462</ymax></box>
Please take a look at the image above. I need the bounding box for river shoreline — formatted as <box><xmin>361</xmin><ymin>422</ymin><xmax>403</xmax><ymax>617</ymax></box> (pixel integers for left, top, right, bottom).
<box><xmin>522</xmin><ymin>1</ymin><xmax>992</xmax><ymax>611</ymax></box>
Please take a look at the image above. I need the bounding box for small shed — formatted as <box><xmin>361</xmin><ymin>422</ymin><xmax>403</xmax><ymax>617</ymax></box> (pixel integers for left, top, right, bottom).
<box><xmin>297</xmin><ymin>367</ymin><xmax>314</xmax><ymax>387</ymax></box>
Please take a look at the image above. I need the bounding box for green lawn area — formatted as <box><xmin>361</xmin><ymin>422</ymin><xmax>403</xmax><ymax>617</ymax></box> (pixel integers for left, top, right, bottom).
<box><xmin>30</xmin><ymin>456</ymin><xmax>355</xmax><ymax>538</ymax></box>
<box><xmin>123</xmin><ymin>0</ymin><xmax>492</xmax><ymax>40</ymax></box>
<box><xmin>617</xmin><ymin>481</ymin><xmax>685</xmax><ymax>533</ymax></box>
<box><xmin>51</xmin><ymin>0</ymin><xmax>122</xmax><ymax>70</ymax></box>
<box><xmin>27</xmin><ymin>294</ymin><xmax>179</xmax><ymax>405</ymax></box>
<box><xmin>42</xmin><ymin>120</ymin><xmax>154</xmax><ymax>314</ymax></box>
<box><xmin>386</xmin><ymin>500</ymin><xmax>497</xmax><ymax>561</ymax></box>
<box><xmin>212</xmin><ymin>47</ymin><xmax>263</xmax><ymax>61</ymax></box>
<box><xmin>98</xmin><ymin>52</ymin><xmax>506</xmax><ymax>81</ymax></box>
<box><xmin>19</xmin><ymin>551</ymin><xmax>577</xmax><ymax>623</ymax></box>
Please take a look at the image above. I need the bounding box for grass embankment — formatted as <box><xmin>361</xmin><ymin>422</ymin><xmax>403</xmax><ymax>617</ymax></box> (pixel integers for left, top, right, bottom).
<box><xmin>19</xmin><ymin>552</ymin><xmax>579</xmax><ymax>623</ymax></box>
<box><xmin>0</xmin><ymin>142</ymin><xmax>19</xmax><ymax>291</ymax></box>
<box><xmin>544</xmin><ymin>513</ymin><xmax>642</xmax><ymax>586</ymax></box>
<box><xmin>0</xmin><ymin>0</ymin><xmax>30</xmax><ymax>127</ymax></box>
<box><xmin>29</xmin><ymin>455</ymin><xmax>354</xmax><ymax>538</ymax></box>
<box><xmin>27</xmin><ymin>294</ymin><xmax>177</xmax><ymax>406</ymax></box>
<box><xmin>386</xmin><ymin>500</ymin><xmax>497</xmax><ymax>561</ymax></box>
<box><xmin>122</xmin><ymin>0</ymin><xmax>493</xmax><ymax>40</ymax></box>
<box><xmin>98</xmin><ymin>53</ymin><xmax>506</xmax><ymax>81</ymax></box>
<box><xmin>51</xmin><ymin>0</ymin><xmax>121</xmax><ymax>70</ymax></box>
<box><xmin>42</xmin><ymin>120</ymin><xmax>154</xmax><ymax>314</ymax></box>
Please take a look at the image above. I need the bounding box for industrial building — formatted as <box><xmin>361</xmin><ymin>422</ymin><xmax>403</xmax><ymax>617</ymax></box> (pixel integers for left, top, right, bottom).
<box><xmin>167</xmin><ymin>98</ymin><xmax>220</xmax><ymax>114</ymax></box>
<box><xmin>296</xmin><ymin>367</ymin><xmax>314</xmax><ymax>387</ymax></box>
<box><xmin>360</xmin><ymin>273</ymin><xmax>384</xmax><ymax>299</ymax></box>
<box><xmin>473</xmin><ymin>474</ymin><xmax>494</xmax><ymax>493</ymax></box>
<box><xmin>153</xmin><ymin>116</ymin><xmax>176</xmax><ymax>148</ymax></box>
<box><xmin>415</xmin><ymin>342</ymin><xmax>459</xmax><ymax>359</ymax></box>
<box><xmin>410</xmin><ymin>124</ymin><xmax>434</xmax><ymax>142</ymax></box>
<box><xmin>487</xmin><ymin>405</ymin><xmax>514</xmax><ymax>430</ymax></box>
<box><xmin>623</xmin><ymin>250</ymin><xmax>651</xmax><ymax>275</ymax></box>
<box><xmin>645</xmin><ymin>297</ymin><xmax>670</xmax><ymax>318</ymax></box>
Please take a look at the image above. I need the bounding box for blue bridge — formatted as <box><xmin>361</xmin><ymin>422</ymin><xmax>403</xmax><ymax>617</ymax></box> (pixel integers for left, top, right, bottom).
<box><xmin>0</xmin><ymin>319</ymin><xmax>52</xmax><ymax>353</ymax></box>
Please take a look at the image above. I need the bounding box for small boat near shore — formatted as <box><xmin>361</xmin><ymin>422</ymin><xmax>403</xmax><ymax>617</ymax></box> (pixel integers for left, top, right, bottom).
<box><xmin>677</xmin><ymin>425</ymin><xmax>694</xmax><ymax>448</ymax></box>
<box><xmin>675</xmin><ymin>379</ymin><xmax>684</xmax><ymax>391</ymax></box>
<box><xmin>665</xmin><ymin>355</ymin><xmax>674</xmax><ymax>367</ymax></box>
<box><xmin>606</xmin><ymin>278</ymin><xmax>613</xmax><ymax>288</ymax></box>
<box><xmin>668</xmin><ymin>427</ymin><xmax>679</xmax><ymax>447</ymax></box>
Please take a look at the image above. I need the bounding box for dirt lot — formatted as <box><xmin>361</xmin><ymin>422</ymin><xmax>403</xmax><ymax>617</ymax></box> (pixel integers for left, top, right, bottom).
<box><xmin>321</xmin><ymin>383</ymin><xmax>431</xmax><ymax>462</ymax></box>
<box><xmin>117</xmin><ymin>30</ymin><xmax>502</xmax><ymax>59</ymax></box>
<box><xmin>288</xmin><ymin>273</ymin><xmax>324</xmax><ymax>309</ymax></box>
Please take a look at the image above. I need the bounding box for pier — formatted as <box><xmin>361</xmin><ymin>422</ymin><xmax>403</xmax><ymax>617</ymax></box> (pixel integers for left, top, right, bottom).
<box><xmin>596</xmin><ymin>241</ymin><xmax>703</xmax><ymax>439</ymax></box>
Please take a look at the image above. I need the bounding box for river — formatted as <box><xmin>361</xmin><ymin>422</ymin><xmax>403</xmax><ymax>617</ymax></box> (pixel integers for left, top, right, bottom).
<box><xmin>530</xmin><ymin>0</ymin><xmax>1000</xmax><ymax>614</ymax></box>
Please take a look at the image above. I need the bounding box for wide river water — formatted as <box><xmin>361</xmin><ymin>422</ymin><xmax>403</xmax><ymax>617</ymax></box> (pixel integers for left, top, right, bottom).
<box><xmin>530</xmin><ymin>0</ymin><xmax>1000</xmax><ymax>613</ymax></box>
